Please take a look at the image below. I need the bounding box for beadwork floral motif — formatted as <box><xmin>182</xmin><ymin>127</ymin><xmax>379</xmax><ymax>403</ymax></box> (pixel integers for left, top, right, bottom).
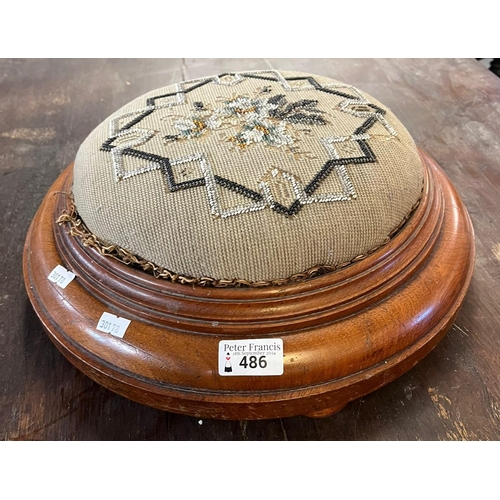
<box><xmin>172</xmin><ymin>94</ymin><xmax>326</xmax><ymax>149</ymax></box>
<box><xmin>100</xmin><ymin>71</ymin><xmax>400</xmax><ymax>219</ymax></box>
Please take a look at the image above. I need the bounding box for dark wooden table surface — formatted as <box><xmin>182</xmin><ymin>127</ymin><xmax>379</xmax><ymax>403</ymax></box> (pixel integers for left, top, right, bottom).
<box><xmin>1</xmin><ymin>58</ymin><xmax>499</xmax><ymax>440</ymax></box>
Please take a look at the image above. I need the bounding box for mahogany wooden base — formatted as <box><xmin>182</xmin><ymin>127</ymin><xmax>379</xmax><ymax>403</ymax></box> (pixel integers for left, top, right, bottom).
<box><xmin>23</xmin><ymin>150</ymin><xmax>475</xmax><ymax>420</ymax></box>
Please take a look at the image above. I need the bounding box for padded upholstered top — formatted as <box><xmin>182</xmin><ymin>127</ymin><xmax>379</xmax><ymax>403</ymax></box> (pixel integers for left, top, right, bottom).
<box><xmin>72</xmin><ymin>70</ymin><xmax>423</xmax><ymax>283</ymax></box>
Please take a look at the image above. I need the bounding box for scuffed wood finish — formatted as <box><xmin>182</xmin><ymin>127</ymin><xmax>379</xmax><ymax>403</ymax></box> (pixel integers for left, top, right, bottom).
<box><xmin>23</xmin><ymin>149</ymin><xmax>474</xmax><ymax>419</ymax></box>
<box><xmin>2</xmin><ymin>58</ymin><xmax>500</xmax><ymax>438</ymax></box>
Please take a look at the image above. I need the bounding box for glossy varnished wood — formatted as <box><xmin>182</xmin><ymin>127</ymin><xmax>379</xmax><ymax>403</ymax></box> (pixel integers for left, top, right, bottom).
<box><xmin>23</xmin><ymin>147</ymin><xmax>474</xmax><ymax>419</ymax></box>
<box><xmin>2</xmin><ymin>58</ymin><xmax>499</xmax><ymax>439</ymax></box>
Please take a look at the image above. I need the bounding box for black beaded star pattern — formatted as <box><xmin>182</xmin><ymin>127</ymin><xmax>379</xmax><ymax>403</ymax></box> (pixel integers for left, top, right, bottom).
<box><xmin>100</xmin><ymin>73</ymin><xmax>384</xmax><ymax>218</ymax></box>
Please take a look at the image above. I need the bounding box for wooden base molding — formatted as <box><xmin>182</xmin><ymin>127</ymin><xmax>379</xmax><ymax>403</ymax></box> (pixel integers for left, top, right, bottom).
<box><xmin>23</xmin><ymin>150</ymin><xmax>475</xmax><ymax>420</ymax></box>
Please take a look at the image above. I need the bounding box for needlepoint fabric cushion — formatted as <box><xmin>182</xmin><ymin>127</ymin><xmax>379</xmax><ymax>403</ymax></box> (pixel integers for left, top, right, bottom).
<box><xmin>72</xmin><ymin>70</ymin><xmax>424</xmax><ymax>283</ymax></box>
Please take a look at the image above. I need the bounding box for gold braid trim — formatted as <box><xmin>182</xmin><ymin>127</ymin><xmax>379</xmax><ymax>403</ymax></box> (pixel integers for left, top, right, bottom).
<box><xmin>56</xmin><ymin>197</ymin><xmax>420</xmax><ymax>288</ymax></box>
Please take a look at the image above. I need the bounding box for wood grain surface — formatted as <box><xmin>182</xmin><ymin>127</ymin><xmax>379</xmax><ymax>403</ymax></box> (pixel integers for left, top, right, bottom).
<box><xmin>22</xmin><ymin>151</ymin><xmax>475</xmax><ymax>420</ymax></box>
<box><xmin>1</xmin><ymin>58</ymin><xmax>499</xmax><ymax>440</ymax></box>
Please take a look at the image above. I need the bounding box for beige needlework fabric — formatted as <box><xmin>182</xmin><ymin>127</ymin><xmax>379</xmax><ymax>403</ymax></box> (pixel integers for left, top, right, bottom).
<box><xmin>73</xmin><ymin>70</ymin><xmax>424</xmax><ymax>282</ymax></box>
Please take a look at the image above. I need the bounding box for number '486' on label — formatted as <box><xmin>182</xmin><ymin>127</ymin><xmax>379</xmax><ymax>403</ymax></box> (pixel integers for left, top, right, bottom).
<box><xmin>218</xmin><ymin>339</ymin><xmax>283</xmax><ymax>376</ymax></box>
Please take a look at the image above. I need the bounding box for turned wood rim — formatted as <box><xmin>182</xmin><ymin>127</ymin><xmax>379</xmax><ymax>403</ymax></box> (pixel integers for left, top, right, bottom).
<box><xmin>52</xmin><ymin>150</ymin><xmax>439</xmax><ymax>334</ymax></box>
<box><xmin>23</xmin><ymin>149</ymin><xmax>475</xmax><ymax>418</ymax></box>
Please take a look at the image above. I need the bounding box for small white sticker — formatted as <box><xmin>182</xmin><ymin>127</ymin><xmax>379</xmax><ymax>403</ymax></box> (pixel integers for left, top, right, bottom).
<box><xmin>96</xmin><ymin>312</ymin><xmax>131</xmax><ymax>338</ymax></box>
<box><xmin>47</xmin><ymin>264</ymin><xmax>76</xmax><ymax>289</ymax></box>
<box><xmin>218</xmin><ymin>339</ymin><xmax>283</xmax><ymax>376</ymax></box>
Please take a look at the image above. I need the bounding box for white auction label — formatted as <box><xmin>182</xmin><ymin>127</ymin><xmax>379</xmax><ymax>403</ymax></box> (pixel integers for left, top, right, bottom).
<box><xmin>218</xmin><ymin>339</ymin><xmax>283</xmax><ymax>376</ymax></box>
<box><xmin>47</xmin><ymin>264</ymin><xmax>76</xmax><ymax>289</ymax></box>
<box><xmin>96</xmin><ymin>312</ymin><xmax>131</xmax><ymax>338</ymax></box>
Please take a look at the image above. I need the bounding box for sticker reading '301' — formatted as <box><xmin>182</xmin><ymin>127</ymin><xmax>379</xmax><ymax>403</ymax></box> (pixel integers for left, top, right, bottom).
<box><xmin>218</xmin><ymin>339</ymin><xmax>283</xmax><ymax>376</ymax></box>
